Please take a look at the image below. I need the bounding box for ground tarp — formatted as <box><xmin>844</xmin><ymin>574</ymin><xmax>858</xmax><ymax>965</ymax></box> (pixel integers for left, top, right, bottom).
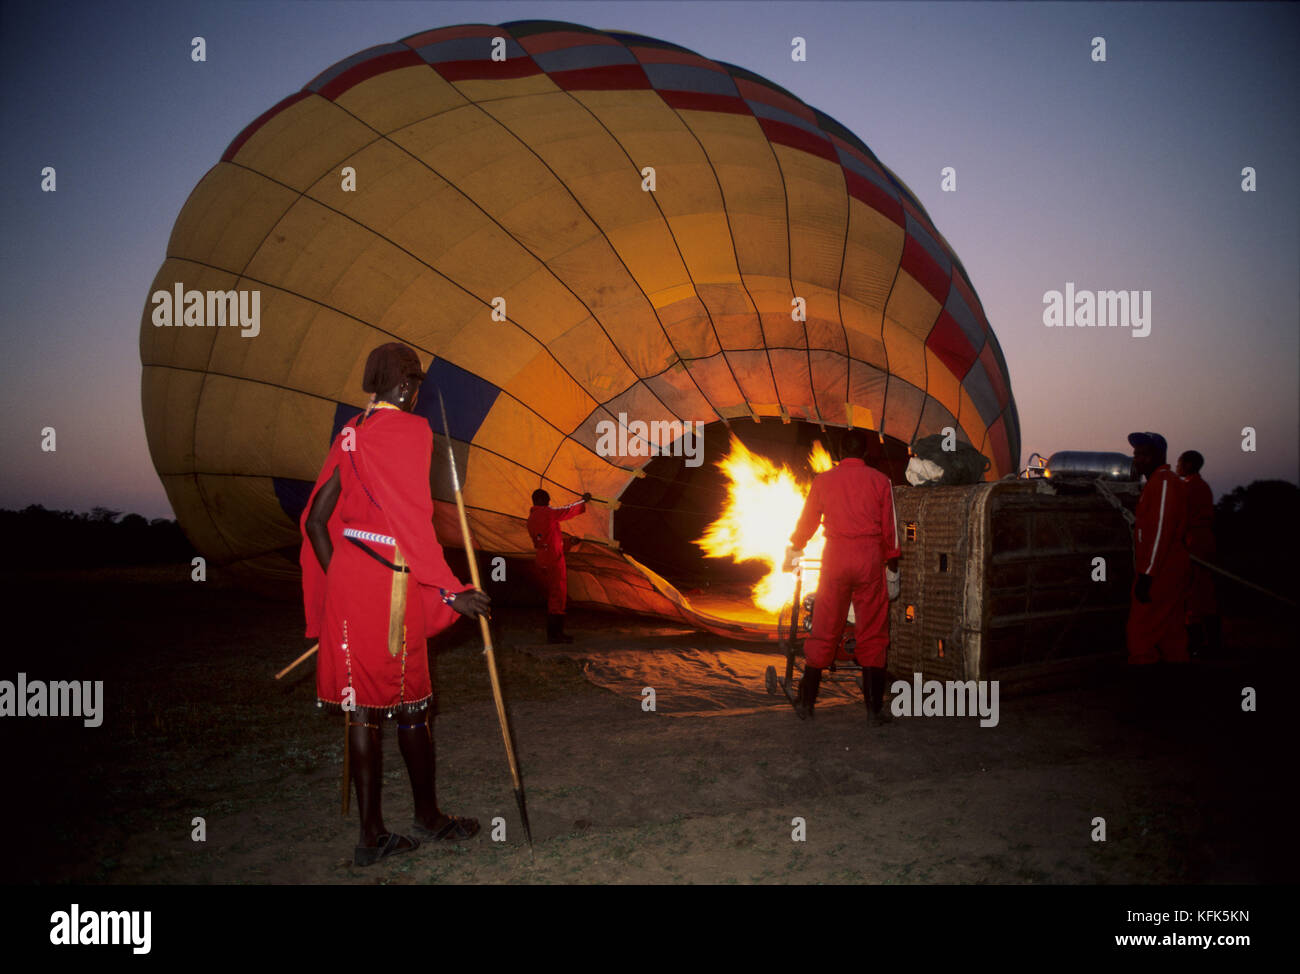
<box><xmin>527</xmin><ymin>643</ymin><xmax>863</xmax><ymax>718</ymax></box>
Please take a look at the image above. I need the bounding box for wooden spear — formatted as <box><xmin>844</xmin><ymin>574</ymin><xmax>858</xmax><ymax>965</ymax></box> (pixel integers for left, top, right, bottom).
<box><xmin>437</xmin><ymin>388</ymin><xmax>535</xmax><ymax>858</ymax></box>
<box><xmin>275</xmin><ymin>643</ymin><xmax>318</xmax><ymax>680</ymax></box>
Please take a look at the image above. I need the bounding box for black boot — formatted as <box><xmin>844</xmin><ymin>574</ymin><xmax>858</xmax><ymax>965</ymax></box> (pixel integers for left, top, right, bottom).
<box><xmin>865</xmin><ymin>667</ymin><xmax>892</xmax><ymax>725</ymax></box>
<box><xmin>547</xmin><ymin>613</ymin><xmax>574</xmax><ymax>644</ymax></box>
<box><xmin>795</xmin><ymin>666</ymin><xmax>822</xmax><ymax>720</ymax></box>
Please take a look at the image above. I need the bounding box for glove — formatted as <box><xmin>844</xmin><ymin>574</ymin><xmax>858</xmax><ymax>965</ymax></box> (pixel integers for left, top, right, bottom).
<box><xmin>885</xmin><ymin>565</ymin><xmax>900</xmax><ymax>602</ymax></box>
<box><xmin>1134</xmin><ymin>574</ymin><xmax>1152</xmax><ymax>604</ymax></box>
<box><xmin>782</xmin><ymin>546</ymin><xmax>802</xmax><ymax>573</ymax></box>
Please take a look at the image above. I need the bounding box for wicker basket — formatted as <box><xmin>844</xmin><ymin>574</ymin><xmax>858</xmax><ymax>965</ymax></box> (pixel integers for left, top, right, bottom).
<box><xmin>889</xmin><ymin>479</ymin><xmax>1140</xmax><ymax>682</ymax></box>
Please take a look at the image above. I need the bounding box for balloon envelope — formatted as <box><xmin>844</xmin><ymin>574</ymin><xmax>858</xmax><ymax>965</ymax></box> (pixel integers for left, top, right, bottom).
<box><xmin>140</xmin><ymin>21</ymin><xmax>1020</xmax><ymax>635</ymax></box>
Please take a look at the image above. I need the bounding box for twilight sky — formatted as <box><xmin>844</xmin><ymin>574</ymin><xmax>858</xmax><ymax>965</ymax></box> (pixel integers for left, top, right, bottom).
<box><xmin>1</xmin><ymin>0</ymin><xmax>1296</xmax><ymax>519</ymax></box>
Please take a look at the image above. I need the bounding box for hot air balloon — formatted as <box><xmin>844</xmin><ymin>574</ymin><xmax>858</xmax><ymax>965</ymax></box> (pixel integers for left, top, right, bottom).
<box><xmin>140</xmin><ymin>20</ymin><xmax>1019</xmax><ymax>636</ymax></box>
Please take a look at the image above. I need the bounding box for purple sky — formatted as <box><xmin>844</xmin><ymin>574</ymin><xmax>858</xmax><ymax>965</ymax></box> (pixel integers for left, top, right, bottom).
<box><xmin>2</xmin><ymin>0</ymin><xmax>1296</xmax><ymax>519</ymax></box>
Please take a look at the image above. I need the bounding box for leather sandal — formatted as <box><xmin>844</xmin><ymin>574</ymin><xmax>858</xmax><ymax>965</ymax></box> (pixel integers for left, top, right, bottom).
<box><xmin>353</xmin><ymin>832</ymin><xmax>420</xmax><ymax>867</ymax></box>
<box><xmin>413</xmin><ymin>815</ymin><xmax>481</xmax><ymax>841</ymax></box>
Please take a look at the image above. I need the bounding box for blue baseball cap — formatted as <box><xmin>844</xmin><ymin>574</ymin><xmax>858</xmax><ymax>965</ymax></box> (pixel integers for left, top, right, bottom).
<box><xmin>1127</xmin><ymin>431</ymin><xmax>1168</xmax><ymax>454</ymax></box>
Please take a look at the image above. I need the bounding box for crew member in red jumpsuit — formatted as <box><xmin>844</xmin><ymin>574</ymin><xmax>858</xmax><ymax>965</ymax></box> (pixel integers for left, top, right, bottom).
<box><xmin>787</xmin><ymin>428</ymin><xmax>900</xmax><ymax>722</ymax></box>
<box><xmin>1177</xmin><ymin>449</ymin><xmax>1219</xmax><ymax>657</ymax></box>
<box><xmin>302</xmin><ymin>342</ymin><xmax>490</xmax><ymax>865</ymax></box>
<box><xmin>1125</xmin><ymin>432</ymin><xmax>1191</xmax><ymax>665</ymax></box>
<box><xmin>527</xmin><ymin>488</ymin><xmax>590</xmax><ymax>643</ymax></box>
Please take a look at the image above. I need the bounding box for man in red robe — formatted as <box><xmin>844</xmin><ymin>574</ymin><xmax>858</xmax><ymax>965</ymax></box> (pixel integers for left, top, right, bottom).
<box><xmin>302</xmin><ymin>342</ymin><xmax>490</xmax><ymax>865</ymax></box>
<box><xmin>787</xmin><ymin>428</ymin><xmax>900</xmax><ymax>723</ymax></box>
<box><xmin>1177</xmin><ymin>449</ymin><xmax>1219</xmax><ymax>657</ymax></box>
<box><xmin>527</xmin><ymin>488</ymin><xmax>590</xmax><ymax>643</ymax></box>
<box><xmin>1125</xmin><ymin>432</ymin><xmax>1191</xmax><ymax>666</ymax></box>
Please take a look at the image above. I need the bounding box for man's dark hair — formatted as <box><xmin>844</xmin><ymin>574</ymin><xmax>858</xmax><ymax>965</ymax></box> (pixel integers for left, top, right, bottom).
<box><xmin>1179</xmin><ymin>450</ymin><xmax>1204</xmax><ymax>474</ymax></box>
<box><xmin>531</xmin><ymin>489</ymin><xmax>550</xmax><ymax>506</ymax></box>
<box><xmin>840</xmin><ymin>428</ymin><xmax>871</xmax><ymax>459</ymax></box>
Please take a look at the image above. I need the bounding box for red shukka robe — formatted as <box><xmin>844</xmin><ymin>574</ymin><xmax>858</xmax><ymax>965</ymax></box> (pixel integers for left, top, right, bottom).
<box><xmin>300</xmin><ymin>407</ymin><xmax>471</xmax><ymax>713</ymax></box>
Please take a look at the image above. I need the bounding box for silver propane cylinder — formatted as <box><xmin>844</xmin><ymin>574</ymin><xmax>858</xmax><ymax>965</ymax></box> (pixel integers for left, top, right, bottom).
<box><xmin>1044</xmin><ymin>451</ymin><xmax>1135</xmax><ymax>481</ymax></box>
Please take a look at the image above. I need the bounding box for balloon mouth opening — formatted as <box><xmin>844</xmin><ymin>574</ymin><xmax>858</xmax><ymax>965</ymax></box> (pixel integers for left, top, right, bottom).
<box><xmin>612</xmin><ymin>418</ymin><xmax>909</xmax><ymax>602</ymax></box>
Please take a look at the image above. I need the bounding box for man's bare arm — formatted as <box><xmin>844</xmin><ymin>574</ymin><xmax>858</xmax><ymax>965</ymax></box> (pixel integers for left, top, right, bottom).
<box><xmin>306</xmin><ymin>467</ymin><xmax>341</xmax><ymax>571</ymax></box>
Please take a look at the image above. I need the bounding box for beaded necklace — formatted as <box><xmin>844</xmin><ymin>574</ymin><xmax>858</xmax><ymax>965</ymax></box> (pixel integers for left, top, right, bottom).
<box><xmin>362</xmin><ymin>396</ymin><xmax>402</xmax><ymax>420</ymax></box>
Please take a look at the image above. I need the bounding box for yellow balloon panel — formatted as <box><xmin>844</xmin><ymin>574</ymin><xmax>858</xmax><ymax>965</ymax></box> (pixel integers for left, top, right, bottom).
<box><xmin>507</xmin><ymin>347</ymin><xmax>598</xmax><ymax>431</ymax></box>
<box><xmin>230</xmin><ymin>96</ymin><xmax>375</xmax><ymax>194</ymax></box>
<box><xmin>449</xmin><ymin>71</ymin><xmax>562</xmax><ymax>105</ymax></box>
<box><xmin>141</xmin><ymin>261</ymin><xmax>234</xmax><ymax>372</ymax></box>
<box><xmin>694</xmin><ymin>284</ymin><xmax>763</xmax><ymax>351</ymax></box>
<box><xmin>464</xmin><ymin>445</ymin><xmax>550</xmax><ymax>519</ymax></box>
<box><xmin>807</xmin><ymin>350</ymin><xmax>851</xmax><ymax>425</ymax></box>
<box><xmin>604</xmin><ymin>216</ymin><xmax>696</xmax><ymax>304</ymax></box>
<box><xmin>243</xmin><ymin>202</ymin><xmax>424</xmax><ymax>322</ymax></box>
<box><xmin>166</xmin><ymin>166</ymin><xmax>297</xmax><ymax>272</ymax></box>
<box><xmin>444</xmin><ymin>318</ymin><xmax>548</xmax><ymax>395</ymax></box>
<box><xmin>643</xmin><ymin>358</ymin><xmax>720</xmax><ymax>421</ymax></box>
<box><xmin>503</xmin><ymin>264</ymin><xmax>601</xmax><ymax>347</ymax></box>
<box><xmin>777</xmin><ymin>150</ymin><xmax>851</xmax><ymax>293</ymax></box>
<box><xmin>194</xmin><ymin>474</ymin><xmax>299</xmax><ymax>555</ymax></box>
<box><xmin>546</xmin><ymin>316</ymin><xmax>639</xmax><ymax>400</ymax></box>
<box><xmin>543</xmin><ymin>235</ymin><xmax>679</xmax><ymax>378</ymax></box>
<box><xmin>654</xmin><ymin>293</ymin><xmax>720</xmax><ymax>360</ymax></box>
<box><xmin>670</xmin><ymin>351</ymin><xmax>745</xmax><ymax>414</ymax></box>
<box><xmin>719</xmin><ymin>348</ymin><xmax>780</xmax><ymax>409</ymax></box>
<box><xmin>802</xmin><ymin>284</ymin><xmax>851</xmax><ymax>354</ymax></box>
<box><xmin>333</xmin><ymin>63</ymin><xmax>469</xmax><ymax>135</ymax></box>
<box><xmin>838</xmin><ymin>296</ymin><xmax>889</xmax><ymax>370</ymax></box>
<box><xmin>157</xmin><ymin>473</ymin><xmax>237</xmax><ymax>562</ymax></box>
<box><xmin>881</xmin><ymin>318</ymin><xmax>928</xmax><ymax>388</ymax></box>
<box><xmin>848</xmin><ymin>359</ymin><xmax>888</xmax><ymax>418</ymax></box>
<box><xmin>141</xmin><ymin>365</ymin><xmax>203</xmax><ymax>474</ymax></box>
<box><xmin>204</xmin><ymin>289</ymin><xmax>320</xmax><ymax>391</ymax></box>
<box><xmin>543</xmin><ymin>435</ymin><xmax>619</xmax><ymax>494</ymax></box>
<box><xmin>766</xmin><ymin>348</ymin><xmax>817</xmax><ymax>415</ymax></box>
<box><xmin>192</xmin><ymin>374</ymin><xmax>294</xmax><ymax>476</ymax></box>
<box><xmin>924</xmin><ymin>346</ymin><xmax>964</xmax><ymax>421</ymax></box>
<box><xmin>291</xmin><ymin>306</ymin><xmax>404</xmax><ymax>403</ymax></box>
<box><xmin>662</xmin><ymin>211</ymin><xmax>743</xmax><ymax>289</ymax></box>
<box><xmin>840</xmin><ymin>200</ymin><xmax>904</xmax><ymax>317</ymax></box>
<box><xmin>747</xmin><ymin>281</ymin><xmax>804</xmax><ymax>349</ymax></box>
<box><xmin>885</xmin><ymin>269</ymin><xmax>943</xmax><ymax>342</ymax></box>
<box><xmin>472</xmin><ymin>395</ymin><xmax>566</xmax><ymax>479</ymax></box>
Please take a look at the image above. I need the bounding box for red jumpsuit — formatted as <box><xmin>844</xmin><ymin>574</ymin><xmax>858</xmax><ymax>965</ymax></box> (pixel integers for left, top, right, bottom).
<box><xmin>300</xmin><ymin>408</ymin><xmax>471</xmax><ymax>712</ymax></box>
<box><xmin>1182</xmin><ymin>472</ymin><xmax>1217</xmax><ymax>623</ymax></box>
<box><xmin>1126</xmin><ymin>464</ymin><xmax>1191</xmax><ymax>664</ymax></box>
<box><xmin>790</xmin><ymin>458</ymin><xmax>901</xmax><ymax>669</ymax></box>
<box><xmin>527</xmin><ymin>500</ymin><xmax>586</xmax><ymax>613</ymax></box>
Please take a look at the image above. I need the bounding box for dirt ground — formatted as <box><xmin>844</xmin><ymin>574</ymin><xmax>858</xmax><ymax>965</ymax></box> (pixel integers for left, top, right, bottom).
<box><xmin>2</xmin><ymin>565</ymin><xmax>1291</xmax><ymax>885</ymax></box>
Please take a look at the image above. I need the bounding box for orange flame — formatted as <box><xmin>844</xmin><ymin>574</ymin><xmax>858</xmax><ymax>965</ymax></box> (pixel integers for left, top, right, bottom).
<box><xmin>696</xmin><ymin>435</ymin><xmax>832</xmax><ymax>614</ymax></box>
